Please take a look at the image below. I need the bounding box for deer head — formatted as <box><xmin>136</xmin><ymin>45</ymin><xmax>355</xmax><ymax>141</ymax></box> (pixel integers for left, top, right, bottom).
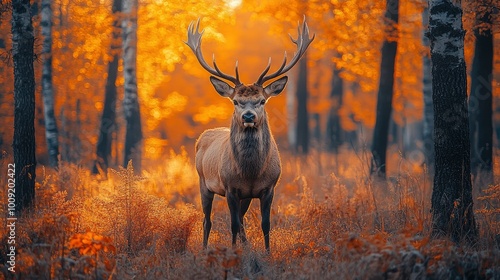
<box><xmin>186</xmin><ymin>18</ymin><xmax>315</xmax><ymax>129</ymax></box>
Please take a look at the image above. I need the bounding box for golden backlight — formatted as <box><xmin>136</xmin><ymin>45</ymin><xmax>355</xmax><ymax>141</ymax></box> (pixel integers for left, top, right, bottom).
<box><xmin>0</xmin><ymin>0</ymin><xmax>499</xmax><ymax>279</ymax></box>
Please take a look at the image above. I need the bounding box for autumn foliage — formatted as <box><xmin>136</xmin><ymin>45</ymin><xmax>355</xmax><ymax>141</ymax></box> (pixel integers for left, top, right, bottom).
<box><xmin>1</xmin><ymin>0</ymin><xmax>500</xmax><ymax>279</ymax></box>
<box><xmin>1</xmin><ymin>149</ymin><xmax>499</xmax><ymax>278</ymax></box>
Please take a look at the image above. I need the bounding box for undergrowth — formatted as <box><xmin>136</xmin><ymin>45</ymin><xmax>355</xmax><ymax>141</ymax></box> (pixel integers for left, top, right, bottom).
<box><xmin>0</xmin><ymin>147</ymin><xmax>499</xmax><ymax>279</ymax></box>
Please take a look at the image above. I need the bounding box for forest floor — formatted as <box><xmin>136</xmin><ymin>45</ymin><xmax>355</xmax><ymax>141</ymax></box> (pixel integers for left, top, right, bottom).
<box><xmin>0</xmin><ymin>146</ymin><xmax>499</xmax><ymax>279</ymax></box>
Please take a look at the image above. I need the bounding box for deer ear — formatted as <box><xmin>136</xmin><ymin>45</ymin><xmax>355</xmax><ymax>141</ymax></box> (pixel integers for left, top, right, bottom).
<box><xmin>210</xmin><ymin>76</ymin><xmax>234</xmax><ymax>97</ymax></box>
<box><xmin>264</xmin><ymin>76</ymin><xmax>288</xmax><ymax>97</ymax></box>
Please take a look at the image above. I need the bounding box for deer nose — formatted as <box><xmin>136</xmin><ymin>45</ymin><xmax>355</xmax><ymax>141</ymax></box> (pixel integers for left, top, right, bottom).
<box><xmin>242</xmin><ymin>112</ymin><xmax>255</xmax><ymax>123</ymax></box>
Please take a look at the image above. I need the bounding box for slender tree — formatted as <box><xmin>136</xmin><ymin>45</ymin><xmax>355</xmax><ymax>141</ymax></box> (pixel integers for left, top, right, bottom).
<box><xmin>0</xmin><ymin>32</ymin><xmax>6</xmax><ymax>149</ymax></box>
<box><xmin>370</xmin><ymin>0</ymin><xmax>399</xmax><ymax>178</ymax></box>
<box><xmin>286</xmin><ymin>71</ymin><xmax>297</xmax><ymax>149</ymax></box>
<box><xmin>422</xmin><ymin>5</ymin><xmax>434</xmax><ymax>174</ymax></box>
<box><xmin>93</xmin><ymin>0</ymin><xmax>122</xmax><ymax>174</ymax></box>
<box><xmin>429</xmin><ymin>0</ymin><xmax>477</xmax><ymax>243</ymax></box>
<box><xmin>326</xmin><ymin>65</ymin><xmax>344</xmax><ymax>153</ymax></box>
<box><xmin>73</xmin><ymin>99</ymin><xmax>82</xmax><ymax>162</ymax></box>
<box><xmin>41</xmin><ymin>0</ymin><xmax>59</xmax><ymax>167</ymax></box>
<box><xmin>12</xmin><ymin>0</ymin><xmax>36</xmax><ymax>212</ymax></box>
<box><xmin>469</xmin><ymin>6</ymin><xmax>493</xmax><ymax>185</ymax></box>
<box><xmin>122</xmin><ymin>0</ymin><xmax>142</xmax><ymax>171</ymax></box>
<box><xmin>295</xmin><ymin>53</ymin><xmax>309</xmax><ymax>154</ymax></box>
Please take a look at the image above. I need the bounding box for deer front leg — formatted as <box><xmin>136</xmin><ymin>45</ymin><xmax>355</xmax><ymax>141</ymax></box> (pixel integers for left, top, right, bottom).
<box><xmin>226</xmin><ymin>191</ymin><xmax>241</xmax><ymax>248</ymax></box>
<box><xmin>260</xmin><ymin>188</ymin><xmax>274</xmax><ymax>252</ymax></box>
<box><xmin>239</xmin><ymin>198</ymin><xmax>252</xmax><ymax>244</ymax></box>
<box><xmin>200</xmin><ymin>183</ymin><xmax>214</xmax><ymax>250</ymax></box>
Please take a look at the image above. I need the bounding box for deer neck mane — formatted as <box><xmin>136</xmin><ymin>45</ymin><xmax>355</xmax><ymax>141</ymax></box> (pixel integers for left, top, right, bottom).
<box><xmin>230</xmin><ymin>112</ymin><xmax>271</xmax><ymax>179</ymax></box>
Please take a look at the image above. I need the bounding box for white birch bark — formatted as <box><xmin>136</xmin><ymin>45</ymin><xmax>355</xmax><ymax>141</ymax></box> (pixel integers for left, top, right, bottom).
<box><xmin>41</xmin><ymin>0</ymin><xmax>59</xmax><ymax>167</ymax></box>
<box><xmin>122</xmin><ymin>0</ymin><xmax>138</xmax><ymax>119</ymax></box>
<box><xmin>429</xmin><ymin>0</ymin><xmax>477</xmax><ymax>242</ymax></box>
<box><xmin>121</xmin><ymin>0</ymin><xmax>142</xmax><ymax>171</ymax></box>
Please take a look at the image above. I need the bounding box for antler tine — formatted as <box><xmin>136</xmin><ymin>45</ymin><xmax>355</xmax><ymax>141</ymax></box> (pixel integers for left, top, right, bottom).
<box><xmin>235</xmin><ymin>61</ymin><xmax>240</xmax><ymax>82</ymax></box>
<box><xmin>213</xmin><ymin>55</ymin><xmax>241</xmax><ymax>85</ymax></box>
<box><xmin>255</xmin><ymin>18</ymin><xmax>315</xmax><ymax>86</ymax></box>
<box><xmin>256</xmin><ymin>53</ymin><xmax>288</xmax><ymax>85</ymax></box>
<box><xmin>185</xmin><ymin>18</ymin><xmax>242</xmax><ymax>86</ymax></box>
<box><xmin>289</xmin><ymin>22</ymin><xmax>301</xmax><ymax>45</ymax></box>
<box><xmin>256</xmin><ymin>57</ymin><xmax>272</xmax><ymax>85</ymax></box>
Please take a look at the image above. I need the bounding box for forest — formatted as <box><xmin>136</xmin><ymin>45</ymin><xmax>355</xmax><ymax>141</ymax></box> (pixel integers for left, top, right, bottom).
<box><xmin>0</xmin><ymin>0</ymin><xmax>500</xmax><ymax>278</ymax></box>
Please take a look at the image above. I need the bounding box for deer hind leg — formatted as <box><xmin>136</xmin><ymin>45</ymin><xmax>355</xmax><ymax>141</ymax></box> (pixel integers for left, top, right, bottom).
<box><xmin>260</xmin><ymin>189</ymin><xmax>274</xmax><ymax>253</ymax></box>
<box><xmin>200</xmin><ymin>181</ymin><xmax>214</xmax><ymax>250</ymax></box>
<box><xmin>226</xmin><ymin>191</ymin><xmax>241</xmax><ymax>248</ymax></box>
<box><xmin>239</xmin><ymin>198</ymin><xmax>252</xmax><ymax>244</ymax></box>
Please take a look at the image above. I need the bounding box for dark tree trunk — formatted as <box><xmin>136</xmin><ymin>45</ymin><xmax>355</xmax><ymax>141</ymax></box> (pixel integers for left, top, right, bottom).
<box><xmin>326</xmin><ymin>65</ymin><xmax>343</xmax><ymax>153</ymax></box>
<box><xmin>313</xmin><ymin>113</ymin><xmax>321</xmax><ymax>145</ymax></box>
<box><xmin>422</xmin><ymin>5</ymin><xmax>434</xmax><ymax>175</ymax></box>
<box><xmin>429</xmin><ymin>0</ymin><xmax>477</xmax><ymax>243</ymax></box>
<box><xmin>122</xmin><ymin>0</ymin><xmax>142</xmax><ymax>171</ymax></box>
<box><xmin>73</xmin><ymin>99</ymin><xmax>82</xmax><ymax>162</ymax></box>
<box><xmin>295</xmin><ymin>54</ymin><xmax>309</xmax><ymax>154</ymax></box>
<box><xmin>60</xmin><ymin>106</ymin><xmax>67</xmax><ymax>160</ymax></box>
<box><xmin>93</xmin><ymin>0</ymin><xmax>122</xmax><ymax>174</ymax></box>
<box><xmin>12</xmin><ymin>0</ymin><xmax>36</xmax><ymax>212</ymax></box>
<box><xmin>286</xmin><ymin>71</ymin><xmax>296</xmax><ymax>148</ymax></box>
<box><xmin>370</xmin><ymin>0</ymin><xmax>399</xmax><ymax>178</ymax></box>
<box><xmin>41</xmin><ymin>0</ymin><xmax>59</xmax><ymax>167</ymax></box>
<box><xmin>469</xmin><ymin>10</ymin><xmax>493</xmax><ymax>185</ymax></box>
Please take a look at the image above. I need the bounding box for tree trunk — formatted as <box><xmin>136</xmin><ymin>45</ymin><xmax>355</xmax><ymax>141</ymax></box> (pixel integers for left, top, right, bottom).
<box><xmin>295</xmin><ymin>54</ymin><xmax>309</xmax><ymax>154</ymax></box>
<box><xmin>370</xmin><ymin>0</ymin><xmax>399</xmax><ymax>178</ymax></box>
<box><xmin>122</xmin><ymin>0</ymin><xmax>142</xmax><ymax>172</ymax></box>
<box><xmin>422</xmin><ymin>5</ymin><xmax>434</xmax><ymax>175</ymax></box>
<box><xmin>469</xmin><ymin>10</ymin><xmax>493</xmax><ymax>185</ymax></box>
<box><xmin>93</xmin><ymin>0</ymin><xmax>122</xmax><ymax>174</ymax></box>
<box><xmin>326</xmin><ymin>65</ymin><xmax>343</xmax><ymax>153</ymax></box>
<box><xmin>287</xmin><ymin>70</ymin><xmax>297</xmax><ymax>149</ymax></box>
<box><xmin>313</xmin><ymin>113</ymin><xmax>321</xmax><ymax>144</ymax></box>
<box><xmin>12</xmin><ymin>0</ymin><xmax>36</xmax><ymax>212</ymax></box>
<box><xmin>73</xmin><ymin>99</ymin><xmax>82</xmax><ymax>163</ymax></box>
<box><xmin>429</xmin><ymin>0</ymin><xmax>477</xmax><ymax>243</ymax></box>
<box><xmin>41</xmin><ymin>0</ymin><xmax>59</xmax><ymax>168</ymax></box>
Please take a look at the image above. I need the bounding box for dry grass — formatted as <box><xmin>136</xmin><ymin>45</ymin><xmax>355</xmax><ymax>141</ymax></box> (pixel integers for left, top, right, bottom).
<box><xmin>0</xmin><ymin>146</ymin><xmax>499</xmax><ymax>279</ymax></box>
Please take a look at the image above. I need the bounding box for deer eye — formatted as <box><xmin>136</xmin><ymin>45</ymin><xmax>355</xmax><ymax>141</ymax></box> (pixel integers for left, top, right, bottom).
<box><xmin>233</xmin><ymin>100</ymin><xmax>238</xmax><ymax>106</ymax></box>
<box><xmin>260</xmin><ymin>99</ymin><xmax>266</xmax><ymax>105</ymax></box>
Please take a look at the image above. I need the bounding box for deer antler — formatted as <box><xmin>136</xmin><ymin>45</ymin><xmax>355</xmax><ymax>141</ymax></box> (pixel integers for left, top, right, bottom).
<box><xmin>255</xmin><ymin>17</ymin><xmax>315</xmax><ymax>86</ymax></box>
<box><xmin>186</xmin><ymin>19</ymin><xmax>241</xmax><ymax>86</ymax></box>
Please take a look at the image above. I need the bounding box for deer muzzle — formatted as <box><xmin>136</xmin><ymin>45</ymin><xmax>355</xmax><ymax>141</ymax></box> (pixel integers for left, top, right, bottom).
<box><xmin>242</xmin><ymin>112</ymin><xmax>256</xmax><ymax>127</ymax></box>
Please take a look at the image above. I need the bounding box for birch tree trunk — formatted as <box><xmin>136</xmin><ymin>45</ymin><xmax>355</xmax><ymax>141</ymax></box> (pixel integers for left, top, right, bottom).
<box><xmin>370</xmin><ymin>0</ymin><xmax>399</xmax><ymax>178</ymax></box>
<box><xmin>429</xmin><ymin>0</ymin><xmax>477</xmax><ymax>243</ymax></box>
<box><xmin>122</xmin><ymin>0</ymin><xmax>142</xmax><ymax>172</ymax></box>
<box><xmin>41</xmin><ymin>0</ymin><xmax>59</xmax><ymax>167</ymax></box>
<box><xmin>93</xmin><ymin>0</ymin><xmax>122</xmax><ymax>174</ymax></box>
<box><xmin>422</xmin><ymin>5</ymin><xmax>434</xmax><ymax>175</ymax></box>
<box><xmin>12</xmin><ymin>0</ymin><xmax>36</xmax><ymax>212</ymax></box>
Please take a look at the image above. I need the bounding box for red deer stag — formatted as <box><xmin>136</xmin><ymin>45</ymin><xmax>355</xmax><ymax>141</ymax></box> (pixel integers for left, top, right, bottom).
<box><xmin>186</xmin><ymin>18</ymin><xmax>314</xmax><ymax>252</ymax></box>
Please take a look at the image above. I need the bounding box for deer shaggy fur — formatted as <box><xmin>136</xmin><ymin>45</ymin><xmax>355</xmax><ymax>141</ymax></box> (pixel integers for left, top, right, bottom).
<box><xmin>195</xmin><ymin>81</ymin><xmax>286</xmax><ymax>251</ymax></box>
<box><xmin>186</xmin><ymin>18</ymin><xmax>314</xmax><ymax>252</ymax></box>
